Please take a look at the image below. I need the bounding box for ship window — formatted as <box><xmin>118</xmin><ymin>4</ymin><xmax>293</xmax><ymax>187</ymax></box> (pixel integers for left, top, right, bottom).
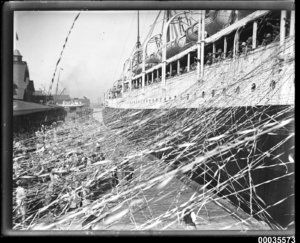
<box><xmin>212</xmin><ymin>90</ymin><xmax>215</xmax><ymax>97</ymax></box>
<box><xmin>174</xmin><ymin>96</ymin><xmax>177</xmax><ymax>99</ymax></box>
<box><xmin>222</xmin><ymin>88</ymin><xmax>226</xmax><ymax>94</ymax></box>
<box><xmin>202</xmin><ymin>91</ymin><xmax>205</xmax><ymax>98</ymax></box>
<box><xmin>235</xmin><ymin>86</ymin><xmax>240</xmax><ymax>94</ymax></box>
<box><xmin>270</xmin><ymin>80</ymin><xmax>276</xmax><ymax>90</ymax></box>
<box><xmin>251</xmin><ymin>83</ymin><xmax>256</xmax><ymax>92</ymax></box>
<box><xmin>169</xmin><ymin>97</ymin><xmax>171</xmax><ymax>100</ymax></box>
<box><xmin>187</xmin><ymin>94</ymin><xmax>189</xmax><ymax>100</ymax></box>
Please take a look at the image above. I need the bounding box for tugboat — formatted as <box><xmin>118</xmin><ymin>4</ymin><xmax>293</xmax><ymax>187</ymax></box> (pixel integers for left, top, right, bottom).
<box><xmin>103</xmin><ymin>10</ymin><xmax>295</xmax><ymax>229</ymax></box>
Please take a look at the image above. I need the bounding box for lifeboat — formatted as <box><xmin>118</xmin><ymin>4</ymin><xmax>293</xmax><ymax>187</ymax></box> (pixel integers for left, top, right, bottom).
<box><xmin>186</xmin><ymin>10</ymin><xmax>252</xmax><ymax>42</ymax></box>
<box><xmin>146</xmin><ymin>53</ymin><xmax>161</xmax><ymax>64</ymax></box>
<box><xmin>156</xmin><ymin>38</ymin><xmax>190</xmax><ymax>59</ymax></box>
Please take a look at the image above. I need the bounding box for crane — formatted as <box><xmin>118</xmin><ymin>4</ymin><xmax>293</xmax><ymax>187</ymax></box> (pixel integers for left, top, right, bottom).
<box><xmin>54</xmin><ymin>68</ymin><xmax>63</xmax><ymax>103</ymax></box>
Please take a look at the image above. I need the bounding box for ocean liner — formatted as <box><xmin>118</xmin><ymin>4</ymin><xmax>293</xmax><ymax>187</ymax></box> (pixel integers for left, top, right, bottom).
<box><xmin>103</xmin><ymin>10</ymin><xmax>295</xmax><ymax>229</ymax></box>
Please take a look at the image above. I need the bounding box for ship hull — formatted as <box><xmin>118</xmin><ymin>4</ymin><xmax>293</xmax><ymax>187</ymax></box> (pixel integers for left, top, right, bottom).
<box><xmin>102</xmin><ymin>104</ymin><xmax>294</xmax><ymax>229</ymax></box>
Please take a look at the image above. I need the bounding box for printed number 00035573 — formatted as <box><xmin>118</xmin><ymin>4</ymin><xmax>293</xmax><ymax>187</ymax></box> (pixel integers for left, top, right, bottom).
<box><xmin>258</xmin><ymin>237</ymin><xmax>295</xmax><ymax>243</ymax></box>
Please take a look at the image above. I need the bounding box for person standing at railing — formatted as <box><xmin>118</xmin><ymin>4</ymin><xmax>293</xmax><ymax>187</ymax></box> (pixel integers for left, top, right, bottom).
<box><xmin>227</xmin><ymin>49</ymin><xmax>233</xmax><ymax>58</ymax></box>
<box><xmin>215</xmin><ymin>48</ymin><xmax>223</xmax><ymax>62</ymax></box>
<box><xmin>166</xmin><ymin>72</ymin><xmax>170</xmax><ymax>79</ymax></box>
<box><xmin>240</xmin><ymin>42</ymin><xmax>247</xmax><ymax>55</ymax></box>
<box><xmin>206</xmin><ymin>52</ymin><xmax>213</xmax><ymax>65</ymax></box>
<box><xmin>246</xmin><ymin>36</ymin><xmax>253</xmax><ymax>51</ymax></box>
<box><xmin>190</xmin><ymin>62</ymin><xmax>197</xmax><ymax>70</ymax></box>
<box><xmin>262</xmin><ymin>33</ymin><xmax>272</xmax><ymax>46</ymax></box>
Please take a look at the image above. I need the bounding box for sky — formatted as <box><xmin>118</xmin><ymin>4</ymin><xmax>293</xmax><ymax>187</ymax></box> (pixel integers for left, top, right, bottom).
<box><xmin>14</xmin><ymin>11</ymin><xmax>159</xmax><ymax>103</ymax></box>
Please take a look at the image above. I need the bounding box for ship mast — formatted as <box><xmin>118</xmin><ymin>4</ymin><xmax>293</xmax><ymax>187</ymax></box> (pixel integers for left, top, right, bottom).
<box><xmin>136</xmin><ymin>10</ymin><xmax>141</xmax><ymax>64</ymax></box>
<box><xmin>137</xmin><ymin>11</ymin><xmax>141</xmax><ymax>48</ymax></box>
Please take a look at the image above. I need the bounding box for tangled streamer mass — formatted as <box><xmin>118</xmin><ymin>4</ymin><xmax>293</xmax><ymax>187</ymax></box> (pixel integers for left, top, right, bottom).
<box><xmin>12</xmin><ymin>10</ymin><xmax>294</xmax><ymax>232</ymax></box>
<box><xmin>12</xmin><ymin>98</ymin><xmax>294</xmax><ymax>230</ymax></box>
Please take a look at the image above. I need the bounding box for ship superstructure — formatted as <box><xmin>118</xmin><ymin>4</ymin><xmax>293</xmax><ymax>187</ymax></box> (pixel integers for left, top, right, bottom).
<box><xmin>105</xmin><ymin>10</ymin><xmax>294</xmax><ymax>110</ymax></box>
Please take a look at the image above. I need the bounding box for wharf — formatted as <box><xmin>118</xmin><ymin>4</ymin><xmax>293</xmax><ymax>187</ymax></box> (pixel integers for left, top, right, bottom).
<box><xmin>15</xmin><ymin>109</ymin><xmax>269</xmax><ymax>232</ymax></box>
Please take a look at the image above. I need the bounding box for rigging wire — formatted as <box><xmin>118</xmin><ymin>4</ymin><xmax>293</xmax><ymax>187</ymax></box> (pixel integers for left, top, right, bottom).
<box><xmin>112</xmin><ymin>11</ymin><xmax>136</xmax><ymax>84</ymax></box>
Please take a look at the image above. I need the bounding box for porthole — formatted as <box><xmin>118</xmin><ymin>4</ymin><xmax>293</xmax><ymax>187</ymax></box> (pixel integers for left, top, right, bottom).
<box><xmin>202</xmin><ymin>91</ymin><xmax>205</xmax><ymax>98</ymax></box>
<box><xmin>222</xmin><ymin>88</ymin><xmax>226</xmax><ymax>94</ymax></box>
<box><xmin>270</xmin><ymin>80</ymin><xmax>276</xmax><ymax>90</ymax></box>
<box><xmin>235</xmin><ymin>86</ymin><xmax>240</xmax><ymax>94</ymax></box>
<box><xmin>212</xmin><ymin>90</ymin><xmax>215</xmax><ymax>97</ymax></box>
<box><xmin>251</xmin><ymin>83</ymin><xmax>256</xmax><ymax>92</ymax></box>
<box><xmin>187</xmin><ymin>94</ymin><xmax>190</xmax><ymax>100</ymax></box>
<box><xmin>174</xmin><ymin>96</ymin><xmax>177</xmax><ymax>99</ymax></box>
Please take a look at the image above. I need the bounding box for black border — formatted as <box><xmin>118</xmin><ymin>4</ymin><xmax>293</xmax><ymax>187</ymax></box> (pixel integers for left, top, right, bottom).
<box><xmin>1</xmin><ymin>0</ymin><xmax>295</xmax><ymax>238</ymax></box>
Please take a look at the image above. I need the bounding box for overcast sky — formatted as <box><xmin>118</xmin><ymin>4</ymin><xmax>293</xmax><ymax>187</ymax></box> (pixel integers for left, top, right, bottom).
<box><xmin>14</xmin><ymin>11</ymin><xmax>159</xmax><ymax>103</ymax></box>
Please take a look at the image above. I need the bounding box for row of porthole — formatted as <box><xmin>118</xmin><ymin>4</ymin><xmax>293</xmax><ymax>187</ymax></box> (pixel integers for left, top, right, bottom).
<box><xmin>129</xmin><ymin>81</ymin><xmax>277</xmax><ymax>104</ymax></box>
<box><xmin>235</xmin><ymin>80</ymin><xmax>276</xmax><ymax>95</ymax></box>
